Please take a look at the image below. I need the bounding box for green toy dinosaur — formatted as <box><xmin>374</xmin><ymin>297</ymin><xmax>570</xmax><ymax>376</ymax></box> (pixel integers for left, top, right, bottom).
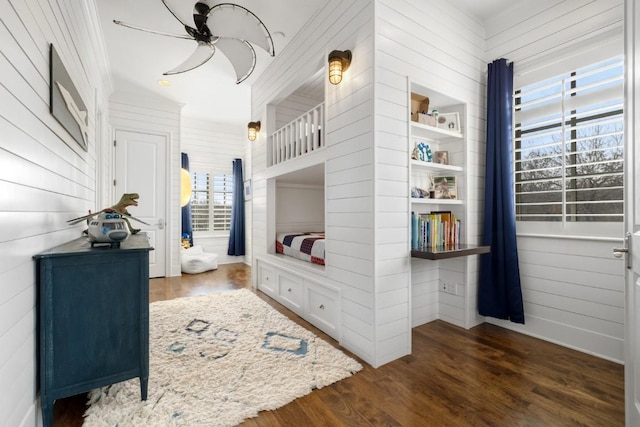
<box><xmin>67</xmin><ymin>193</ymin><xmax>149</xmax><ymax>234</ymax></box>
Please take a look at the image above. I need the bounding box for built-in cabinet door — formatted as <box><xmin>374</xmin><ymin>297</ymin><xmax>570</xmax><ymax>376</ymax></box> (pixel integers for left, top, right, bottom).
<box><xmin>305</xmin><ymin>280</ymin><xmax>339</xmax><ymax>340</ymax></box>
<box><xmin>257</xmin><ymin>262</ymin><xmax>276</xmax><ymax>296</ymax></box>
<box><xmin>277</xmin><ymin>271</ymin><xmax>304</xmax><ymax>314</ymax></box>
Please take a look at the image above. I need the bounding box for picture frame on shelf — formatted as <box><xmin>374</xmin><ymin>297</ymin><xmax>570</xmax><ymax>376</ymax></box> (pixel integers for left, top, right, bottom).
<box><xmin>434</xmin><ymin>151</ymin><xmax>449</xmax><ymax>165</ymax></box>
<box><xmin>433</xmin><ymin>176</ymin><xmax>457</xmax><ymax>199</ymax></box>
<box><xmin>437</xmin><ymin>112</ymin><xmax>460</xmax><ymax>132</ymax></box>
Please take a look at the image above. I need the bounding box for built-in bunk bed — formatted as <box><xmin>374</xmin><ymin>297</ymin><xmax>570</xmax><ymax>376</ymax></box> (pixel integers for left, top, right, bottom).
<box><xmin>255</xmin><ymin>78</ymin><xmax>341</xmax><ymax>339</ymax></box>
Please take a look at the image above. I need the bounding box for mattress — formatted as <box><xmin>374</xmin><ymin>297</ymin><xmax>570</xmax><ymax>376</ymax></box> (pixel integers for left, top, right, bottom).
<box><xmin>276</xmin><ymin>232</ymin><xmax>325</xmax><ymax>266</ymax></box>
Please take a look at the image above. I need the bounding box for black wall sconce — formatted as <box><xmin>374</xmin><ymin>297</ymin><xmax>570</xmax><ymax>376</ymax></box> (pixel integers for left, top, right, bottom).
<box><xmin>328</xmin><ymin>50</ymin><xmax>352</xmax><ymax>85</ymax></box>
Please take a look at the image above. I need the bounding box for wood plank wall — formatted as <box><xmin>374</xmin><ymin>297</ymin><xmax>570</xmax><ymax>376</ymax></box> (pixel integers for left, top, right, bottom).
<box><xmin>0</xmin><ymin>1</ymin><xmax>111</xmax><ymax>425</ymax></box>
<box><xmin>376</xmin><ymin>0</ymin><xmax>487</xmax><ymax>335</ymax></box>
<box><xmin>253</xmin><ymin>0</ymin><xmax>624</xmax><ymax>365</ymax></box>
<box><xmin>181</xmin><ymin>117</ymin><xmax>247</xmax><ymax>265</ymax></box>
<box><xmin>484</xmin><ymin>0</ymin><xmax>625</xmax><ymax>362</ymax></box>
<box><xmin>275</xmin><ymin>90</ymin><xmax>324</xmax><ymax>131</ymax></box>
<box><xmin>252</xmin><ymin>0</ymin><xmax>489</xmax><ymax>367</ymax></box>
<box><xmin>108</xmin><ymin>93</ymin><xmax>182</xmax><ymax>277</ymax></box>
<box><xmin>252</xmin><ymin>0</ymin><xmax>381</xmax><ymax>365</ymax></box>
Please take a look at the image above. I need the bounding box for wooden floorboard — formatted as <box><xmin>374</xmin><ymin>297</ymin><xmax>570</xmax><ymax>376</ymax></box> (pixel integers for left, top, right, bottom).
<box><xmin>52</xmin><ymin>263</ymin><xmax>624</xmax><ymax>427</ymax></box>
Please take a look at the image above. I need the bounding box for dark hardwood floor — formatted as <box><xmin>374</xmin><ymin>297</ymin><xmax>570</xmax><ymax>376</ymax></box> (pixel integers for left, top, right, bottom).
<box><xmin>53</xmin><ymin>263</ymin><xmax>624</xmax><ymax>426</ymax></box>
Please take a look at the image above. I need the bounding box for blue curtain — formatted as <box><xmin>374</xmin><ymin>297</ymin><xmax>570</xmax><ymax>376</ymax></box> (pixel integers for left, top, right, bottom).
<box><xmin>478</xmin><ymin>59</ymin><xmax>525</xmax><ymax>324</ymax></box>
<box><xmin>181</xmin><ymin>153</ymin><xmax>193</xmax><ymax>247</ymax></box>
<box><xmin>228</xmin><ymin>158</ymin><xmax>245</xmax><ymax>256</ymax></box>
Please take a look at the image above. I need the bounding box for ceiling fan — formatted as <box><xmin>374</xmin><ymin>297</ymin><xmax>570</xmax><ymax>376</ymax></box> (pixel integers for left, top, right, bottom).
<box><xmin>113</xmin><ymin>0</ymin><xmax>275</xmax><ymax>84</ymax></box>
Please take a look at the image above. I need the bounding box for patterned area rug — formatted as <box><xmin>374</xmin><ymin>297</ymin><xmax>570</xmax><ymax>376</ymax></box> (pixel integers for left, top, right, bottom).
<box><xmin>83</xmin><ymin>289</ymin><xmax>362</xmax><ymax>426</ymax></box>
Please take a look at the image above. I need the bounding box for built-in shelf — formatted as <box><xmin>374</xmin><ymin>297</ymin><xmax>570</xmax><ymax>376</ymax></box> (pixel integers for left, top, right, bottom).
<box><xmin>411</xmin><ymin>198</ymin><xmax>463</xmax><ymax>205</ymax></box>
<box><xmin>411</xmin><ymin>159</ymin><xmax>463</xmax><ymax>173</ymax></box>
<box><xmin>411</xmin><ymin>122</ymin><xmax>463</xmax><ymax>140</ymax></box>
<box><xmin>411</xmin><ymin>245</ymin><xmax>490</xmax><ymax>260</ymax></box>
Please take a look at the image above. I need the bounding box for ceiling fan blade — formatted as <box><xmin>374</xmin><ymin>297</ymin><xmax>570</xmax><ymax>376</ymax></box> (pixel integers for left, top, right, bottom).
<box><xmin>215</xmin><ymin>38</ymin><xmax>256</xmax><ymax>84</ymax></box>
<box><xmin>163</xmin><ymin>41</ymin><xmax>215</xmax><ymax>75</ymax></box>
<box><xmin>113</xmin><ymin>20</ymin><xmax>193</xmax><ymax>40</ymax></box>
<box><xmin>206</xmin><ymin>3</ymin><xmax>275</xmax><ymax>56</ymax></box>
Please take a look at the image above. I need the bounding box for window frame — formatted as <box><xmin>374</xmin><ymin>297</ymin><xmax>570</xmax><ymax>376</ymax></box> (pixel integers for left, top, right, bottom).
<box><xmin>512</xmin><ymin>55</ymin><xmax>624</xmax><ymax>238</ymax></box>
<box><xmin>190</xmin><ymin>168</ymin><xmax>234</xmax><ymax>238</ymax></box>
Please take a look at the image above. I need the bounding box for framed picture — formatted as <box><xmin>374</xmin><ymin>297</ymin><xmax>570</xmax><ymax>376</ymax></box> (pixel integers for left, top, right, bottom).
<box><xmin>244</xmin><ymin>179</ymin><xmax>252</xmax><ymax>201</ymax></box>
<box><xmin>433</xmin><ymin>176</ymin><xmax>457</xmax><ymax>199</ymax></box>
<box><xmin>49</xmin><ymin>44</ymin><xmax>89</xmax><ymax>151</ymax></box>
<box><xmin>437</xmin><ymin>112</ymin><xmax>460</xmax><ymax>133</ymax></box>
<box><xmin>434</xmin><ymin>151</ymin><xmax>449</xmax><ymax>165</ymax></box>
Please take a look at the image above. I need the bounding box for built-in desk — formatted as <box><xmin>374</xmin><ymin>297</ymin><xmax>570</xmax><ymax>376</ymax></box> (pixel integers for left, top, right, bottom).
<box><xmin>411</xmin><ymin>244</ymin><xmax>490</xmax><ymax>260</ymax></box>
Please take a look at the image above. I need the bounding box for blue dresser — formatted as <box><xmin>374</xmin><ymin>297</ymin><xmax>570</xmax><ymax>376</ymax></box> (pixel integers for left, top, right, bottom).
<box><xmin>34</xmin><ymin>233</ymin><xmax>153</xmax><ymax>427</ymax></box>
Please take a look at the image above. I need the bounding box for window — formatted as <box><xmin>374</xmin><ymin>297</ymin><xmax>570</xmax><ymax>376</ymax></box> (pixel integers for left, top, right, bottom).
<box><xmin>190</xmin><ymin>171</ymin><xmax>234</xmax><ymax>233</ymax></box>
<box><xmin>514</xmin><ymin>56</ymin><xmax>624</xmax><ymax>222</ymax></box>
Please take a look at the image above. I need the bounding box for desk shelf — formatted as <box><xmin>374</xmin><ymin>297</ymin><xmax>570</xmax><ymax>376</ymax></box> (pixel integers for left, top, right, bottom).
<box><xmin>411</xmin><ymin>244</ymin><xmax>490</xmax><ymax>260</ymax></box>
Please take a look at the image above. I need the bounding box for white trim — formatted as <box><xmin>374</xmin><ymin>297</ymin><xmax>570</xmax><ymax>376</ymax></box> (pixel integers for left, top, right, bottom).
<box><xmin>514</xmin><ymin>28</ymin><xmax>623</xmax><ymax>88</ymax></box>
<box><xmin>516</xmin><ymin>221</ymin><xmax>624</xmax><ymax>240</ymax></box>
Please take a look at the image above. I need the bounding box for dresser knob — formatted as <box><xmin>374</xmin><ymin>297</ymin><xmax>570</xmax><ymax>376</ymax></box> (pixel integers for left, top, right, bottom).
<box><xmin>319</xmin><ymin>304</ymin><xmax>325</xmax><ymax>310</ymax></box>
<box><xmin>287</xmin><ymin>288</ymin><xmax>292</xmax><ymax>292</ymax></box>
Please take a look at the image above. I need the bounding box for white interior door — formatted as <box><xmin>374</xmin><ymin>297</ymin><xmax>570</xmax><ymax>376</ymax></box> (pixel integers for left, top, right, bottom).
<box><xmin>625</xmin><ymin>0</ymin><xmax>640</xmax><ymax>424</ymax></box>
<box><xmin>114</xmin><ymin>129</ymin><xmax>167</xmax><ymax>278</ymax></box>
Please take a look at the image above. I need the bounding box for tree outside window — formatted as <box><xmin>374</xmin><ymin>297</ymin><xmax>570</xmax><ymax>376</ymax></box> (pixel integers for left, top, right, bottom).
<box><xmin>514</xmin><ymin>56</ymin><xmax>624</xmax><ymax>222</ymax></box>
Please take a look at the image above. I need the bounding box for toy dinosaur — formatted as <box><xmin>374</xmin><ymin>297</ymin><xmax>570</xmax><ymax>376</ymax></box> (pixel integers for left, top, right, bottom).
<box><xmin>67</xmin><ymin>193</ymin><xmax>149</xmax><ymax>235</ymax></box>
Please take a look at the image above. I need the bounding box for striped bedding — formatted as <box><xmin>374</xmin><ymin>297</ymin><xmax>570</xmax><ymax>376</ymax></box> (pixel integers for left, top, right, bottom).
<box><xmin>275</xmin><ymin>232</ymin><xmax>325</xmax><ymax>266</ymax></box>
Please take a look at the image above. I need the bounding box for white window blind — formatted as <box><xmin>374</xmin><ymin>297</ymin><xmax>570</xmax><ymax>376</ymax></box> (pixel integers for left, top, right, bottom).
<box><xmin>190</xmin><ymin>171</ymin><xmax>234</xmax><ymax>232</ymax></box>
<box><xmin>211</xmin><ymin>173</ymin><xmax>233</xmax><ymax>231</ymax></box>
<box><xmin>514</xmin><ymin>56</ymin><xmax>624</xmax><ymax>222</ymax></box>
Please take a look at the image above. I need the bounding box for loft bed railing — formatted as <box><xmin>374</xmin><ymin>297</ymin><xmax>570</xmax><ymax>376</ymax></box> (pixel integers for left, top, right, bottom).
<box><xmin>268</xmin><ymin>102</ymin><xmax>325</xmax><ymax>167</ymax></box>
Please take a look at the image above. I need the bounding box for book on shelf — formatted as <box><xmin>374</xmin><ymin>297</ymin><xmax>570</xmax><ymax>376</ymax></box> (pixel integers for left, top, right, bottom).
<box><xmin>411</xmin><ymin>210</ymin><xmax>461</xmax><ymax>251</ymax></box>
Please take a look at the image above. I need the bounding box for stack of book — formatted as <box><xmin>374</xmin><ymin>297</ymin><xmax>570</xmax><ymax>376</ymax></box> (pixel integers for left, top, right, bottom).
<box><xmin>411</xmin><ymin>211</ymin><xmax>460</xmax><ymax>251</ymax></box>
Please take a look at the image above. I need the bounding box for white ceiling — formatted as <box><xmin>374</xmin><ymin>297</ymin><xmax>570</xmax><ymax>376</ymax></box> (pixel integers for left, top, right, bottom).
<box><xmin>96</xmin><ymin>0</ymin><xmax>329</xmax><ymax>124</ymax></box>
<box><xmin>96</xmin><ymin>0</ymin><xmax>515</xmax><ymax>125</ymax></box>
<box><xmin>449</xmin><ymin>0</ymin><xmax>518</xmax><ymax>21</ymax></box>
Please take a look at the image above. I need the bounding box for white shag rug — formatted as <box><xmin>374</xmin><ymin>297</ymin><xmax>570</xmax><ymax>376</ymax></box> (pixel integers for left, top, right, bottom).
<box><xmin>83</xmin><ymin>289</ymin><xmax>362</xmax><ymax>427</ymax></box>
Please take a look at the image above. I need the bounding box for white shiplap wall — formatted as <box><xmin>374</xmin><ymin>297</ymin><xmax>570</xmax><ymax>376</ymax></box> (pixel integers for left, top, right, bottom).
<box><xmin>181</xmin><ymin>117</ymin><xmax>247</xmax><ymax>265</ymax></box>
<box><xmin>108</xmin><ymin>92</ymin><xmax>182</xmax><ymax>277</ymax></box>
<box><xmin>275</xmin><ymin>90</ymin><xmax>324</xmax><ymax>131</ymax></box>
<box><xmin>0</xmin><ymin>0</ymin><xmax>111</xmax><ymax>425</ymax></box>
<box><xmin>485</xmin><ymin>0</ymin><xmax>625</xmax><ymax>362</ymax></box>
<box><xmin>252</xmin><ymin>0</ymin><xmax>489</xmax><ymax>367</ymax></box>
<box><xmin>252</xmin><ymin>0</ymin><xmax>381</xmax><ymax>365</ymax></box>
<box><xmin>376</xmin><ymin>0</ymin><xmax>487</xmax><ymax>334</ymax></box>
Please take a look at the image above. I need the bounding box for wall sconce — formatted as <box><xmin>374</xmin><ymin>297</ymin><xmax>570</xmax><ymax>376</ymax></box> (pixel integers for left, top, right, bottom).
<box><xmin>180</xmin><ymin>168</ymin><xmax>192</xmax><ymax>207</ymax></box>
<box><xmin>328</xmin><ymin>50</ymin><xmax>352</xmax><ymax>85</ymax></box>
<box><xmin>248</xmin><ymin>121</ymin><xmax>261</xmax><ymax>141</ymax></box>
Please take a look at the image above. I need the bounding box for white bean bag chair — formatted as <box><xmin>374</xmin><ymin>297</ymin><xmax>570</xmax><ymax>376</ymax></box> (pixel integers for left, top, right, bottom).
<box><xmin>181</xmin><ymin>246</ymin><xmax>218</xmax><ymax>274</ymax></box>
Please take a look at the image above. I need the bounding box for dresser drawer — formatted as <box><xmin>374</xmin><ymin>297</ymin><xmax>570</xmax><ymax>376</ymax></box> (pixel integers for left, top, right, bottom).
<box><xmin>305</xmin><ymin>281</ymin><xmax>339</xmax><ymax>339</ymax></box>
<box><xmin>257</xmin><ymin>262</ymin><xmax>276</xmax><ymax>296</ymax></box>
<box><xmin>277</xmin><ymin>271</ymin><xmax>304</xmax><ymax>314</ymax></box>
